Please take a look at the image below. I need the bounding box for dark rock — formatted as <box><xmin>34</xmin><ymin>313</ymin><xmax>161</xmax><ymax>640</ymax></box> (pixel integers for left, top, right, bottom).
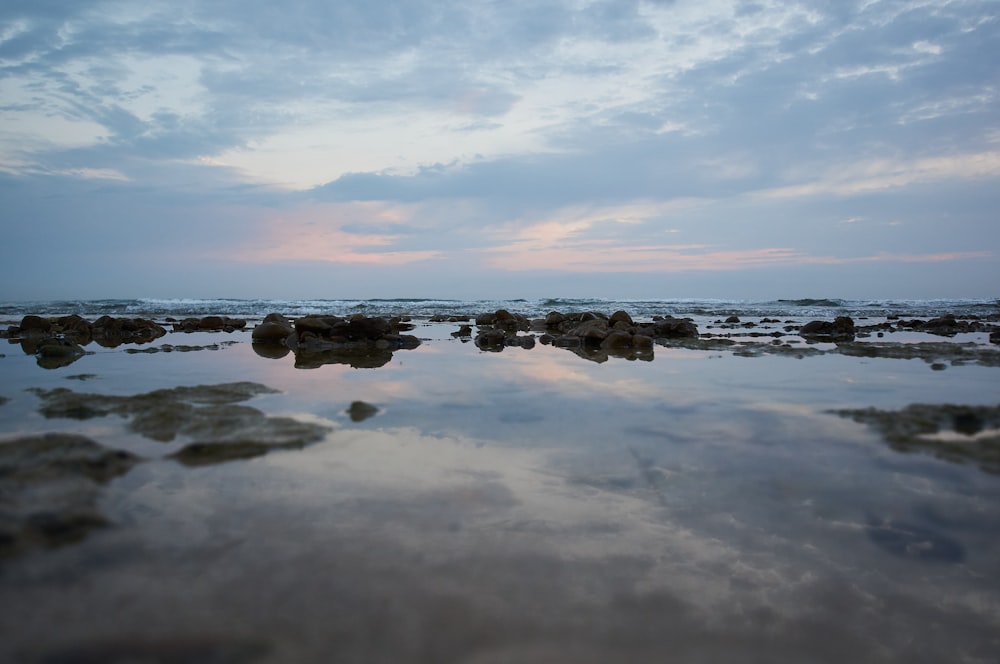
<box><xmin>91</xmin><ymin>317</ymin><xmax>166</xmax><ymax>346</ymax></box>
<box><xmin>171</xmin><ymin>441</ymin><xmax>274</xmax><ymax>466</ymax></box>
<box><xmin>451</xmin><ymin>325</ymin><xmax>473</xmax><ymax>337</ymax></box>
<box><xmin>799</xmin><ymin>317</ymin><xmax>855</xmax><ymax>339</ymax></box>
<box><xmin>567</xmin><ymin>318</ymin><xmax>609</xmax><ymax>341</ymax></box>
<box><xmin>56</xmin><ymin>314</ymin><xmax>93</xmax><ymax>343</ymax></box>
<box><xmin>725</xmin><ymin>315</ymin><xmax>740</xmax><ymax>323</ymax></box>
<box><xmin>632</xmin><ymin>334</ymin><xmax>654</xmax><ymax>349</ymax></box>
<box><xmin>601</xmin><ymin>330</ymin><xmax>633</xmax><ymax>350</ymax></box>
<box><xmin>18</xmin><ymin>315</ymin><xmax>51</xmax><ymax>334</ymax></box>
<box><xmin>647</xmin><ymin>317</ymin><xmax>699</xmax><ymax>338</ymax></box>
<box><xmin>609</xmin><ymin>310</ymin><xmax>634</xmax><ymax>326</ymax></box>
<box><xmin>544</xmin><ymin>311</ymin><xmax>566</xmax><ymax>326</ymax></box>
<box><xmin>252</xmin><ymin>318</ymin><xmax>295</xmax><ymax>343</ymax></box>
<box><xmin>342</xmin><ymin>315</ymin><xmax>392</xmax><ymax>339</ymax></box>
<box><xmin>347</xmin><ymin>401</ymin><xmax>379</xmax><ymax>422</ymax></box>
<box><xmin>475</xmin><ymin>329</ymin><xmax>507</xmax><ymax>351</ymax></box>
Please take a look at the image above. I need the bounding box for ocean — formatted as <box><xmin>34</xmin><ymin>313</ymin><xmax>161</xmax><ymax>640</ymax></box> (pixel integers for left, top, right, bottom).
<box><xmin>1</xmin><ymin>296</ymin><xmax>998</xmax><ymax>662</ymax></box>
<box><xmin>2</xmin><ymin>296</ymin><xmax>997</xmax><ymax>322</ymax></box>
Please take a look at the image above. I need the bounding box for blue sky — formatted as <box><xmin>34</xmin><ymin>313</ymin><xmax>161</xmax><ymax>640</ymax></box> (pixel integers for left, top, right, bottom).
<box><xmin>1</xmin><ymin>0</ymin><xmax>998</xmax><ymax>301</ymax></box>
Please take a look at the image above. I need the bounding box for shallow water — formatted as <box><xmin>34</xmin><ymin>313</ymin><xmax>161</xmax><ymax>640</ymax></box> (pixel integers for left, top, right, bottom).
<box><xmin>1</xmin><ymin>321</ymin><xmax>999</xmax><ymax>663</ymax></box>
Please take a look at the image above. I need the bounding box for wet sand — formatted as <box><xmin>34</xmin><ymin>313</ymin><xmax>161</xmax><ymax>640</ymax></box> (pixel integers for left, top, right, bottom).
<box><xmin>1</xmin><ymin>314</ymin><xmax>999</xmax><ymax>663</ymax></box>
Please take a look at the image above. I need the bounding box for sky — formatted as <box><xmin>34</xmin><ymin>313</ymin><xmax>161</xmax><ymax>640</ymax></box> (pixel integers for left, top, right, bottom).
<box><xmin>1</xmin><ymin>0</ymin><xmax>998</xmax><ymax>301</ymax></box>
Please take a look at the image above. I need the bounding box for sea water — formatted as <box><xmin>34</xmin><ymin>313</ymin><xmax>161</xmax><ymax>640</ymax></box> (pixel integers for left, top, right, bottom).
<box><xmin>0</xmin><ymin>300</ymin><xmax>998</xmax><ymax>662</ymax></box>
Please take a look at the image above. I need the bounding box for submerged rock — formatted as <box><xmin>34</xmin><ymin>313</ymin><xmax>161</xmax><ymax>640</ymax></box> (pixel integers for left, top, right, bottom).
<box><xmin>0</xmin><ymin>433</ymin><xmax>140</xmax><ymax>558</ymax></box>
<box><xmin>30</xmin><ymin>382</ymin><xmax>331</xmax><ymax>465</ymax></box>
<box><xmin>832</xmin><ymin>403</ymin><xmax>1000</xmax><ymax>473</ymax></box>
<box><xmin>347</xmin><ymin>401</ymin><xmax>379</xmax><ymax>422</ymax></box>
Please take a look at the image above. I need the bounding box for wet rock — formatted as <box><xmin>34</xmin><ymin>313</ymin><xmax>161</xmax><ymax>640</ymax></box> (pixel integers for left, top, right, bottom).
<box><xmin>347</xmin><ymin>400</ymin><xmax>379</xmax><ymax>422</ymax></box>
<box><xmin>252</xmin><ymin>314</ymin><xmax>295</xmax><ymax>343</ymax></box>
<box><xmin>0</xmin><ymin>433</ymin><xmax>140</xmax><ymax>558</ymax></box>
<box><xmin>174</xmin><ymin>316</ymin><xmax>248</xmax><ymax>332</ymax></box>
<box><xmin>609</xmin><ymin>310</ymin><xmax>634</xmax><ymax>326</ymax></box>
<box><xmin>799</xmin><ymin>316</ymin><xmax>855</xmax><ymax>340</ymax></box>
<box><xmin>451</xmin><ymin>324</ymin><xmax>473</xmax><ymax>337</ymax></box>
<box><xmin>544</xmin><ymin>311</ymin><xmax>566</xmax><ymax>327</ymax></box>
<box><xmin>645</xmin><ymin>317</ymin><xmax>699</xmax><ymax>338</ymax></box>
<box><xmin>475</xmin><ymin>329</ymin><xmax>508</xmax><ymax>351</ymax></box>
<box><xmin>600</xmin><ymin>330</ymin><xmax>634</xmax><ymax>350</ymax></box>
<box><xmin>18</xmin><ymin>315</ymin><xmax>51</xmax><ymax>335</ymax></box>
<box><xmin>725</xmin><ymin>315</ymin><xmax>740</xmax><ymax>323</ymax></box>
<box><xmin>91</xmin><ymin>316</ymin><xmax>166</xmax><ymax>347</ymax></box>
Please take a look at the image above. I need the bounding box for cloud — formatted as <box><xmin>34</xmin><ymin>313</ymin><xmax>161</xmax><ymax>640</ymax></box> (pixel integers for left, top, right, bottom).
<box><xmin>1</xmin><ymin>0</ymin><xmax>998</xmax><ymax>299</ymax></box>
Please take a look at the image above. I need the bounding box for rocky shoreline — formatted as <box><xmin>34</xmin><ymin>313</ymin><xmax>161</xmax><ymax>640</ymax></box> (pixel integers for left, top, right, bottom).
<box><xmin>3</xmin><ymin>307</ymin><xmax>999</xmax><ymax>370</ymax></box>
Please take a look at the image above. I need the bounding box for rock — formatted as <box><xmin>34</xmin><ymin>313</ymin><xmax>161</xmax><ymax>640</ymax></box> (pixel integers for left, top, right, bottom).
<box><xmin>0</xmin><ymin>433</ymin><xmax>140</xmax><ymax>557</ymax></box>
<box><xmin>600</xmin><ymin>330</ymin><xmax>633</xmax><ymax>350</ymax></box>
<box><xmin>56</xmin><ymin>314</ymin><xmax>93</xmax><ymax>343</ymax></box>
<box><xmin>646</xmin><ymin>317</ymin><xmax>699</xmax><ymax>338</ymax></box>
<box><xmin>18</xmin><ymin>315</ymin><xmax>51</xmax><ymax>334</ymax></box>
<box><xmin>347</xmin><ymin>401</ymin><xmax>379</xmax><ymax>422</ymax></box>
<box><xmin>567</xmin><ymin>318</ymin><xmax>609</xmax><ymax>340</ymax></box>
<box><xmin>544</xmin><ymin>311</ymin><xmax>566</xmax><ymax>327</ymax></box>
<box><xmin>170</xmin><ymin>441</ymin><xmax>275</xmax><ymax>466</ymax></box>
<box><xmin>725</xmin><ymin>315</ymin><xmax>741</xmax><ymax>323</ymax></box>
<box><xmin>475</xmin><ymin>329</ymin><xmax>507</xmax><ymax>350</ymax></box>
<box><xmin>799</xmin><ymin>316</ymin><xmax>855</xmax><ymax>339</ymax></box>
<box><xmin>609</xmin><ymin>310</ymin><xmax>634</xmax><ymax>326</ymax></box>
<box><xmin>252</xmin><ymin>318</ymin><xmax>295</xmax><ymax>344</ymax></box>
<box><xmin>29</xmin><ymin>383</ymin><xmax>331</xmax><ymax>467</ymax></box>
<box><xmin>451</xmin><ymin>324</ymin><xmax>473</xmax><ymax>337</ymax></box>
<box><xmin>91</xmin><ymin>316</ymin><xmax>166</xmax><ymax>346</ymax></box>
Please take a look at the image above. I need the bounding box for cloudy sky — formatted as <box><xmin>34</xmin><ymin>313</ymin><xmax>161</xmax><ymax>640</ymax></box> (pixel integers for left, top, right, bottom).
<box><xmin>1</xmin><ymin>0</ymin><xmax>998</xmax><ymax>301</ymax></box>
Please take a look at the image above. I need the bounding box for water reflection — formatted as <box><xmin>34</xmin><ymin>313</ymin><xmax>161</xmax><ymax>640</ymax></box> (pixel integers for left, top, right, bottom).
<box><xmin>2</xmin><ymin>324</ymin><xmax>999</xmax><ymax>662</ymax></box>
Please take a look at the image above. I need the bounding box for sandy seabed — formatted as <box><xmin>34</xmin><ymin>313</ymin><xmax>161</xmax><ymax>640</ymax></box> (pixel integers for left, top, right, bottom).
<box><xmin>1</xmin><ymin>314</ymin><xmax>999</xmax><ymax>663</ymax></box>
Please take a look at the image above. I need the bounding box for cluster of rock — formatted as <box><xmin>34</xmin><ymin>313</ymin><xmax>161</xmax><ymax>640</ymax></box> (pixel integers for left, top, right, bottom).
<box><xmin>170</xmin><ymin>315</ymin><xmax>247</xmax><ymax>332</ymax></box>
<box><xmin>473</xmin><ymin>309</ymin><xmax>699</xmax><ymax>358</ymax></box>
<box><xmin>252</xmin><ymin>313</ymin><xmax>421</xmax><ymax>369</ymax></box>
<box><xmin>797</xmin><ymin>316</ymin><xmax>857</xmax><ymax>340</ymax></box>
<box><xmin>794</xmin><ymin>314</ymin><xmax>1000</xmax><ymax>343</ymax></box>
<box><xmin>7</xmin><ymin>314</ymin><xmax>167</xmax><ymax>347</ymax></box>
<box><xmin>0</xmin><ymin>381</ymin><xmax>337</xmax><ymax>558</ymax></box>
<box><xmin>1</xmin><ymin>314</ymin><xmax>255</xmax><ymax>368</ymax></box>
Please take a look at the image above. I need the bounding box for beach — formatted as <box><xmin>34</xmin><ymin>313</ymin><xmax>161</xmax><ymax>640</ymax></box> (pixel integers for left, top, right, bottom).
<box><xmin>1</xmin><ymin>299</ymin><xmax>998</xmax><ymax>663</ymax></box>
